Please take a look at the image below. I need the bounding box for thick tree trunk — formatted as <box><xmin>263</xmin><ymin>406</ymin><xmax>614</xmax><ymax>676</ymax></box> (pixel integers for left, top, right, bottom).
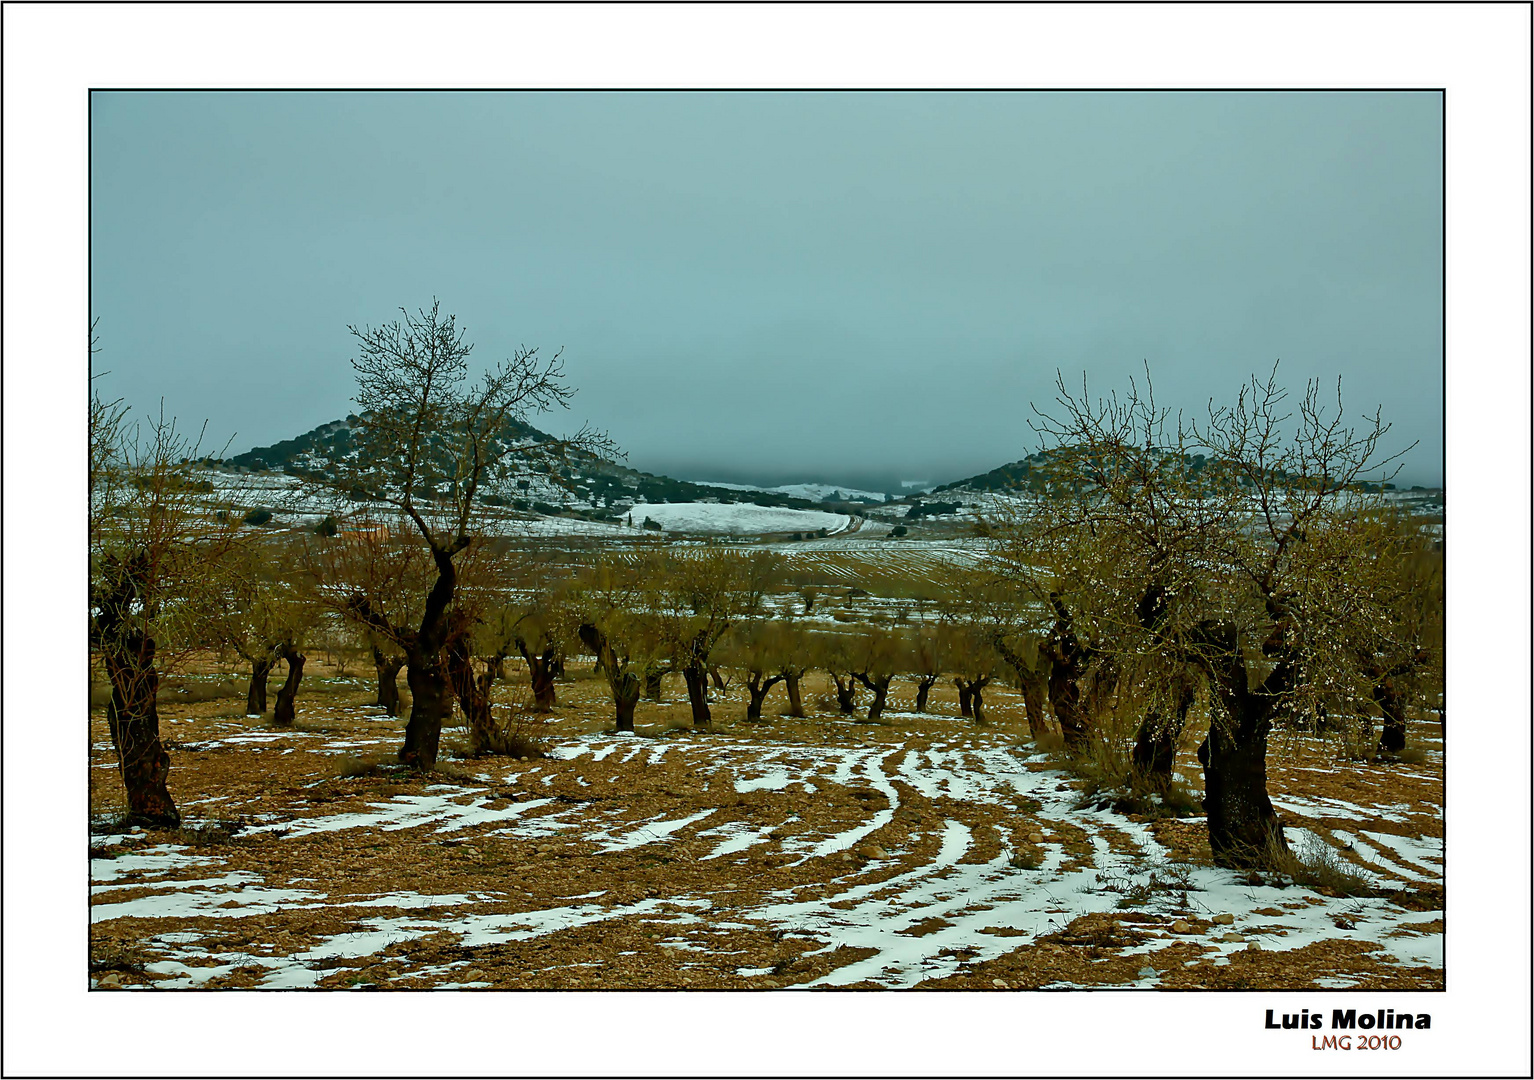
<box><xmin>104</xmin><ymin>634</ymin><xmax>179</xmax><ymax>828</ymax></box>
<box><xmin>831</xmin><ymin>672</ymin><xmax>857</xmax><ymax>715</ymax></box>
<box><xmin>401</xmin><ymin>660</ymin><xmax>452</xmax><ymax>768</ymax></box>
<box><xmin>373</xmin><ymin>646</ymin><xmax>405</xmax><ymax>716</ymax></box>
<box><xmin>1373</xmin><ymin>677</ymin><xmax>1408</xmax><ymax>754</ymax></box>
<box><xmin>1020</xmin><ymin>670</ymin><xmax>1051</xmax><ymax>740</ymax></box>
<box><xmin>1198</xmin><ymin>715</ymin><xmax>1286</xmax><ymax>868</ymax></box>
<box><xmin>745</xmin><ymin>671</ymin><xmax>783</xmax><ymax>721</ymax></box>
<box><xmin>973</xmin><ymin>679</ymin><xmax>991</xmax><ymax>723</ymax></box>
<box><xmin>246</xmin><ymin>657</ymin><xmax>273</xmax><ymax>716</ymax></box>
<box><xmin>614</xmin><ymin>673</ymin><xmax>641</xmax><ymax>732</ymax></box>
<box><xmin>1045</xmin><ymin>594</ymin><xmax>1094</xmax><ymax>752</ymax></box>
<box><xmin>397</xmin><ymin>545</ymin><xmax>461</xmax><ymax>770</ymax></box>
<box><xmin>954</xmin><ymin>678</ymin><xmax>973</xmax><ymax>718</ymax></box>
<box><xmin>449</xmin><ymin>640</ymin><xmax>506</xmax><ymax>757</ymax></box>
<box><xmin>1131</xmin><ymin>681</ymin><xmax>1195</xmax><ymax>790</ymax></box>
<box><xmin>271</xmin><ymin>647</ymin><xmax>305</xmax><ymax>727</ymax></box>
<box><xmin>682</xmin><ymin>663</ymin><xmax>713</xmax><ymax>728</ymax></box>
<box><xmin>956</xmin><ymin>677</ymin><xmax>991</xmax><ymax>723</ymax></box>
<box><xmin>517</xmin><ymin>640</ymin><xmax>559</xmax><ymax>713</ymax></box>
<box><xmin>1047</xmin><ymin>666</ymin><xmax>1090</xmax><ymax>751</ymax></box>
<box><xmin>854</xmin><ymin>673</ymin><xmax>892</xmax><ymax>721</ymax></box>
<box><xmin>914</xmin><ymin>675</ymin><xmax>937</xmax><ymax>713</ymax></box>
<box><xmin>783</xmin><ymin>670</ymin><xmax>805</xmax><ymax>717</ymax></box>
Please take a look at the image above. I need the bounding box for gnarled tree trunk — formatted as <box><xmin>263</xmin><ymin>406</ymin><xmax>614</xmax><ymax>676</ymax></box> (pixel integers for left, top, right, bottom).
<box><xmin>398</xmin><ymin>547</ymin><xmax>461</xmax><ymax>769</ymax></box>
<box><xmin>402</xmin><ymin>660</ymin><xmax>452</xmax><ymax>768</ymax></box>
<box><xmin>372</xmin><ymin>645</ymin><xmax>405</xmax><ymax>716</ymax></box>
<box><xmin>853</xmin><ymin>672</ymin><xmax>892</xmax><ymax>721</ymax></box>
<box><xmin>1191</xmin><ymin>622</ymin><xmax>1289</xmax><ymax>869</ymax></box>
<box><xmin>246</xmin><ymin>655</ymin><xmax>274</xmax><ymax>716</ymax></box>
<box><xmin>1019</xmin><ymin>669</ymin><xmax>1051</xmax><ymax>741</ymax></box>
<box><xmin>1044</xmin><ymin>595</ymin><xmax>1093</xmax><ymax>752</ymax></box>
<box><xmin>1373</xmin><ymin>677</ymin><xmax>1407</xmax><ymax>754</ymax></box>
<box><xmin>682</xmin><ymin>661</ymin><xmax>712</xmax><ymax>728</ymax></box>
<box><xmin>450</xmin><ymin>640</ymin><xmax>508</xmax><ymax>757</ymax></box>
<box><xmin>516</xmin><ymin>638</ymin><xmax>559</xmax><ymax>713</ymax></box>
<box><xmin>914</xmin><ymin>675</ymin><xmax>938</xmax><ymax>713</ymax></box>
<box><xmin>830</xmin><ymin>672</ymin><xmax>857</xmax><ymax>715</ymax></box>
<box><xmin>581</xmin><ymin>621</ymin><xmax>643</xmax><ymax>733</ymax></box>
<box><xmin>783</xmin><ymin>669</ymin><xmax>805</xmax><ymax>717</ymax></box>
<box><xmin>104</xmin><ymin>631</ymin><xmax>179</xmax><ymax>828</ymax></box>
<box><xmin>956</xmin><ymin>676</ymin><xmax>991</xmax><ymax>723</ymax></box>
<box><xmin>614</xmin><ymin>672</ymin><xmax>641</xmax><ymax>732</ymax></box>
<box><xmin>271</xmin><ymin>644</ymin><xmax>305</xmax><ymax>727</ymax></box>
<box><xmin>1132</xmin><ymin>678</ymin><xmax>1195</xmax><ymax>791</ymax></box>
<box><xmin>745</xmin><ymin>670</ymin><xmax>783</xmax><ymax>721</ymax></box>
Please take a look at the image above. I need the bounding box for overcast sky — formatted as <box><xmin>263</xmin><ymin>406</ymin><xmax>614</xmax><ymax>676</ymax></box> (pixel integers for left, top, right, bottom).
<box><xmin>90</xmin><ymin>91</ymin><xmax>1443</xmax><ymax>489</ymax></box>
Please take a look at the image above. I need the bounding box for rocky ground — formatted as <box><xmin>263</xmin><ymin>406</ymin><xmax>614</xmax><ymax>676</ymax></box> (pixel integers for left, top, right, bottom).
<box><xmin>89</xmin><ymin>665</ymin><xmax>1444</xmax><ymax>991</ymax></box>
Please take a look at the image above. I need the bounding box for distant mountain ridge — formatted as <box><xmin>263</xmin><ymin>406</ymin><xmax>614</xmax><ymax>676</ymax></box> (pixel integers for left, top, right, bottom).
<box><xmin>220</xmin><ymin>416</ymin><xmax>884</xmax><ymax>518</ymax></box>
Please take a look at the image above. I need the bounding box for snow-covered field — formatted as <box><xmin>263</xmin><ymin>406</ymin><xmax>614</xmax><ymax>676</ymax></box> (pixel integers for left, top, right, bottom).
<box><xmin>90</xmin><ymin>717</ymin><xmax>1441</xmax><ymax>991</ymax></box>
<box><xmin>619</xmin><ymin>502</ymin><xmax>853</xmax><ymax>536</ymax></box>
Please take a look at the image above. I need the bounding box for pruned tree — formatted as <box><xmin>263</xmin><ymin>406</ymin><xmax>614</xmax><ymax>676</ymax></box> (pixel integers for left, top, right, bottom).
<box><xmin>90</xmin><ymin>392</ymin><xmax>243</xmax><ymax>826</ymax></box>
<box><xmin>650</xmin><ymin>547</ymin><xmax>780</xmax><ymax>728</ymax></box>
<box><xmin>304</xmin><ymin>508</ymin><xmax>431</xmax><ymax>717</ymax></box>
<box><xmin>214</xmin><ymin>540</ymin><xmax>321</xmax><ymax>723</ymax></box>
<box><xmin>818</xmin><ymin>633</ymin><xmax>861</xmax><ymax>715</ymax></box>
<box><xmin>1347</xmin><ymin>510</ymin><xmax>1444</xmax><ymax>757</ymax></box>
<box><xmin>848</xmin><ymin>625</ymin><xmax>908</xmax><ymax>721</ymax></box>
<box><xmin>724</xmin><ymin>621</ymin><xmax>786</xmax><ymax>722</ymax></box>
<box><xmin>948</xmin><ymin>626</ymin><xmax>1002</xmax><ymax>723</ymax></box>
<box><xmin>908</xmin><ymin>623</ymin><xmax>950</xmax><ymax>714</ymax></box>
<box><xmin>775</xmin><ymin>623</ymin><xmax>817</xmax><ymax>718</ymax></box>
<box><xmin>327</xmin><ymin>299</ymin><xmax>611</xmax><ymax>767</ymax></box>
<box><xmin>949</xmin><ymin>573</ymin><xmax>1055</xmax><ymax>740</ymax></box>
<box><xmin>1014</xmin><ymin>365</ymin><xmax>1416</xmax><ymax>868</ymax></box>
<box><xmin>570</xmin><ymin>559</ymin><xmax>666</xmax><ymax>733</ymax></box>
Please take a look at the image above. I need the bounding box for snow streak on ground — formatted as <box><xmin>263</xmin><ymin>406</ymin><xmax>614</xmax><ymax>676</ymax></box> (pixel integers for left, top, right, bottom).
<box><xmin>92</xmin><ymin>728</ymin><xmax>1442</xmax><ymax>990</ymax></box>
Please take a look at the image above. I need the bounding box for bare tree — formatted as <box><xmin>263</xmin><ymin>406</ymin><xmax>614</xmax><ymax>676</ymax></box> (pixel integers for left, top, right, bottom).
<box><xmin>332</xmin><ymin>299</ymin><xmax>611</xmax><ymax>768</ymax></box>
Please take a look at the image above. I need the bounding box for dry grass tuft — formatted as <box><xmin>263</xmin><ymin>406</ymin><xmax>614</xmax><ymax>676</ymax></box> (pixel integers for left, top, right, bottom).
<box><xmin>333</xmin><ymin>752</ymin><xmax>394</xmax><ymax>780</ymax></box>
<box><xmin>1267</xmin><ymin>834</ymin><xmax>1378</xmax><ymax>898</ymax></box>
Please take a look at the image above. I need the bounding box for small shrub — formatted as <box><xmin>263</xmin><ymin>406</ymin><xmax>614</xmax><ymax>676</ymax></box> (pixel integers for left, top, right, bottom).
<box><xmin>890</xmin><ymin>525</ymin><xmax>908</xmax><ymax>538</ymax></box>
<box><xmin>643</xmin><ymin>517</ymin><xmax>662</xmax><ymax>531</ymax></box>
<box><xmin>1265</xmin><ymin>834</ymin><xmax>1378</xmax><ymax>898</ymax></box>
<box><xmin>1097</xmin><ymin>859</ymin><xmax>1197</xmax><ymax>906</ymax></box>
<box><xmin>333</xmin><ymin>752</ymin><xmax>394</xmax><ymax>779</ymax></box>
<box><xmin>1009</xmin><ymin>848</ymin><xmax>1044</xmax><ymax>870</ymax></box>
<box><xmin>90</xmin><ymin>947</ymin><xmax>147</xmax><ymax>975</ymax></box>
<box><xmin>242</xmin><ymin>508</ymin><xmax>273</xmax><ymax>526</ymax></box>
<box><xmin>178</xmin><ymin>819</ymin><xmax>244</xmax><ymax>847</ymax></box>
<box><xmin>314</xmin><ymin>514</ymin><xmax>339</xmax><ymax>537</ymax></box>
<box><xmin>430</xmin><ymin>760</ymin><xmax>476</xmax><ymax>782</ymax></box>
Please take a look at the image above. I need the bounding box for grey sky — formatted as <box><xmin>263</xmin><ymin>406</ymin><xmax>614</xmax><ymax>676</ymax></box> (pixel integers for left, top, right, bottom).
<box><xmin>90</xmin><ymin>91</ymin><xmax>1443</xmax><ymax>489</ymax></box>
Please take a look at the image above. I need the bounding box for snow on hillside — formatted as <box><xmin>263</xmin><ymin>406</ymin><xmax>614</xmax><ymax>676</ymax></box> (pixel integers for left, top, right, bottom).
<box><xmin>696</xmin><ymin>480</ymin><xmax>889</xmax><ymax>504</ymax></box>
<box><xmin>630</xmin><ymin>502</ymin><xmax>852</xmax><ymax>535</ymax></box>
